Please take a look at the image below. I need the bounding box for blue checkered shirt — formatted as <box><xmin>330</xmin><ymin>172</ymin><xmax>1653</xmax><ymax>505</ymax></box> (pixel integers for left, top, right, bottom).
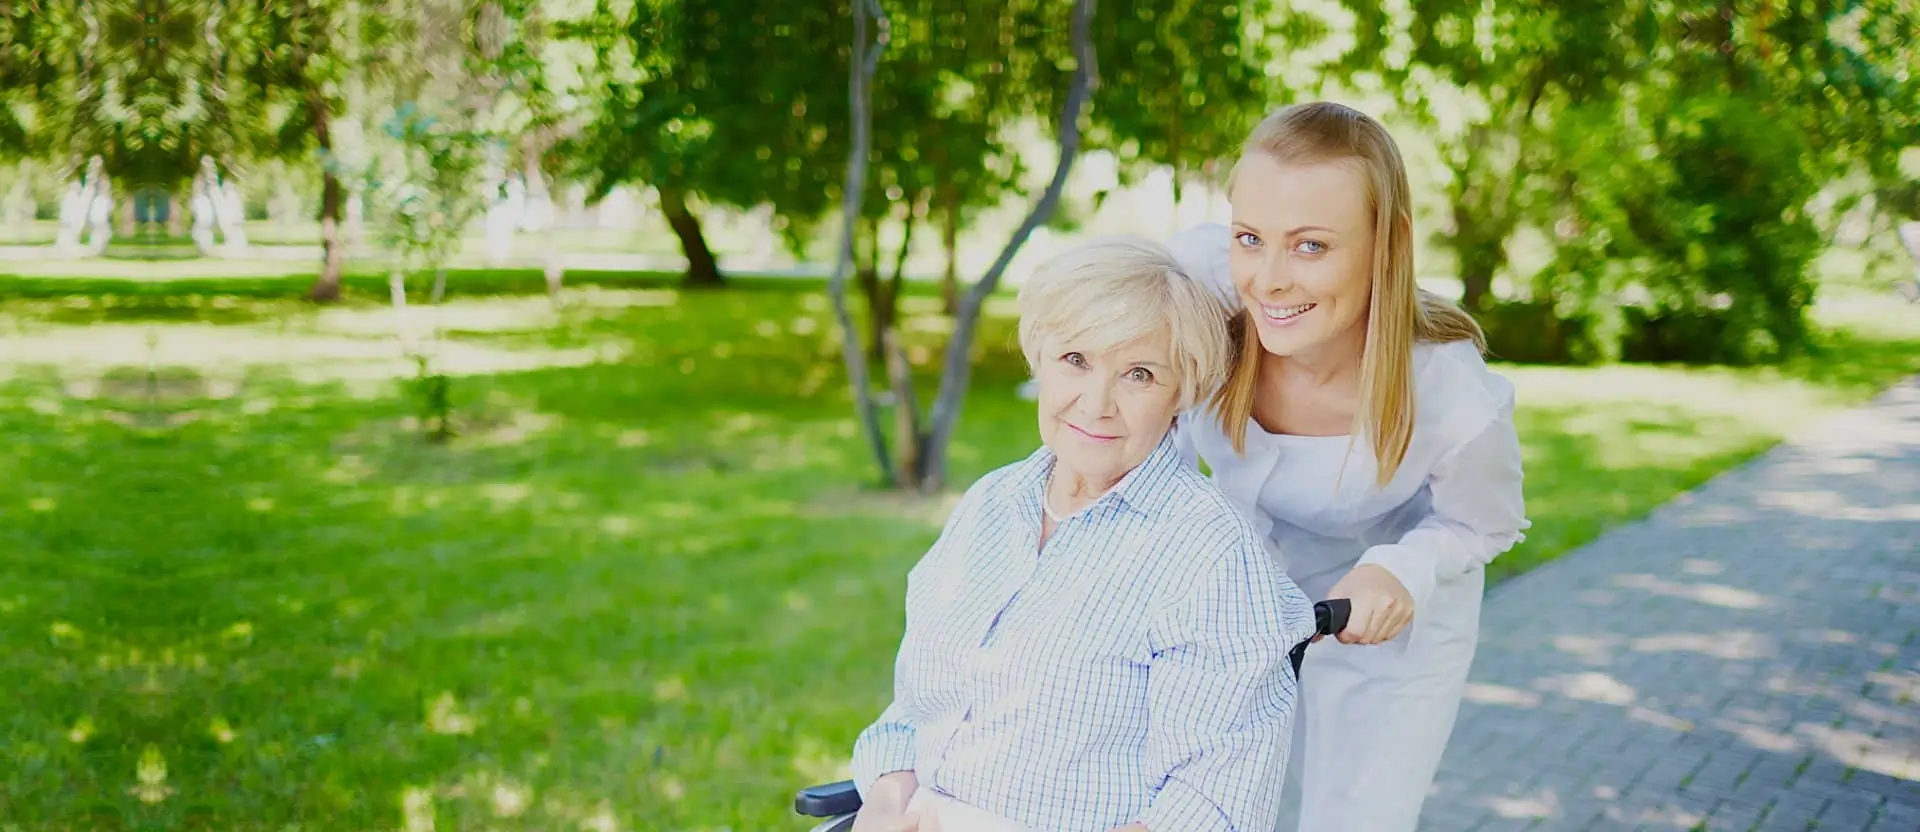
<box><xmin>850</xmin><ymin>431</ymin><xmax>1315</xmax><ymax>831</ymax></box>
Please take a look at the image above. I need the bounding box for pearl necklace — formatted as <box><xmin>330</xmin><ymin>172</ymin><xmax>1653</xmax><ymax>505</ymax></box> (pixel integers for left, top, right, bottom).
<box><xmin>1042</xmin><ymin>473</ymin><xmax>1093</xmax><ymax>522</ymax></box>
<box><xmin>1042</xmin><ymin>491</ymin><xmax>1068</xmax><ymax>523</ymax></box>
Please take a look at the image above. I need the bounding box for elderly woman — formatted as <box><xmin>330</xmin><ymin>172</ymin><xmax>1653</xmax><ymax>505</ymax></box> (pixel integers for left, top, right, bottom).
<box><xmin>847</xmin><ymin>236</ymin><xmax>1316</xmax><ymax>832</ymax></box>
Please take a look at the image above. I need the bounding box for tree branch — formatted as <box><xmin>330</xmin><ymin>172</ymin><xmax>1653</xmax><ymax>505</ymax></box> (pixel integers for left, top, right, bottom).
<box><xmin>828</xmin><ymin>0</ymin><xmax>895</xmax><ymax>486</ymax></box>
<box><xmin>920</xmin><ymin>0</ymin><xmax>1099</xmax><ymax>492</ymax></box>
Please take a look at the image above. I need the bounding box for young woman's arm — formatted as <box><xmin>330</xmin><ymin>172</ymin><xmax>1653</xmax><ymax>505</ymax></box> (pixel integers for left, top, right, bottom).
<box><xmin>1357</xmin><ymin>385</ymin><xmax>1528</xmax><ymax>619</ymax></box>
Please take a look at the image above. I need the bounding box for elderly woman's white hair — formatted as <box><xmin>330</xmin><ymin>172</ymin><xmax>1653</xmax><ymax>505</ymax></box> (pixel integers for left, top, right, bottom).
<box><xmin>1016</xmin><ymin>235</ymin><xmax>1234</xmax><ymax>411</ymax></box>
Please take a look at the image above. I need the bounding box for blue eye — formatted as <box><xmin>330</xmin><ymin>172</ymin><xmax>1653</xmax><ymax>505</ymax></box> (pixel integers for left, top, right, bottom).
<box><xmin>1233</xmin><ymin>232</ymin><xmax>1262</xmax><ymax>248</ymax></box>
<box><xmin>1295</xmin><ymin>240</ymin><xmax>1327</xmax><ymax>255</ymax></box>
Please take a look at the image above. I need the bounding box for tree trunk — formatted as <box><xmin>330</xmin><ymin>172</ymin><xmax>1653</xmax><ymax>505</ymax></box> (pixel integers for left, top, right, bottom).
<box><xmin>545</xmin><ymin>254</ymin><xmax>566</xmax><ymax>308</ymax></box>
<box><xmin>868</xmin><ymin>212</ymin><xmax>916</xmax><ymax>365</ymax></box>
<box><xmin>827</xmin><ymin>0</ymin><xmax>895</xmax><ymax>486</ymax></box>
<box><xmin>858</xmin><ymin>216</ymin><xmax>886</xmax><ymax>364</ymax></box>
<box><xmin>1445</xmin><ymin>125</ymin><xmax>1517</xmax><ymax>314</ymax></box>
<box><xmin>526</xmin><ymin>142</ymin><xmax>567</xmax><ymax>307</ymax></box>
<box><xmin>884</xmin><ymin>208</ymin><xmax>923</xmax><ymax>480</ymax></box>
<box><xmin>311</xmin><ymin>170</ymin><xmax>346</xmax><ymax>301</ymax></box>
<box><xmin>889</xmin><ymin>210</ymin><xmax>916</xmax><ymax>312</ymax></box>
<box><xmin>345</xmin><ymin>191</ymin><xmax>365</xmax><ymax>250</ymax></box>
<box><xmin>883</xmin><ymin>326</ymin><xmax>923</xmax><ymax>484</ymax></box>
<box><xmin>389</xmin><ymin>268</ymin><xmax>416</xmax><ymax>354</ymax></box>
<box><xmin>1452</xmin><ymin>199</ymin><xmax>1499</xmax><ymax>313</ymax></box>
<box><xmin>1897</xmin><ymin>222</ymin><xmax>1920</xmax><ymax>301</ymax></box>
<box><xmin>307</xmin><ymin>90</ymin><xmax>347</xmax><ymax>302</ymax></box>
<box><xmin>941</xmin><ymin>200</ymin><xmax>959</xmax><ymax>315</ymax></box>
<box><xmin>659</xmin><ymin>187</ymin><xmax>721</xmax><ymax>287</ymax></box>
<box><xmin>1459</xmin><ymin>262</ymin><xmax>1495</xmax><ymax>313</ymax></box>
<box><xmin>921</xmin><ymin>0</ymin><xmax>1099</xmax><ymax>493</ymax></box>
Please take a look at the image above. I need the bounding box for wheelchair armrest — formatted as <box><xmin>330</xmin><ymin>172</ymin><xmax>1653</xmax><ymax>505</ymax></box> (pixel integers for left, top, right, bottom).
<box><xmin>795</xmin><ymin>779</ymin><xmax>863</xmax><ymax>818</ymax></box>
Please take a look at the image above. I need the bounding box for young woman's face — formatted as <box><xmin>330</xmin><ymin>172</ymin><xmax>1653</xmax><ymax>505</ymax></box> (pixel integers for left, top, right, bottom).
<box><xmin>1227</xmin><ymin>153</ymin><xmax>1376</xmax><ymax>363</ymax></box>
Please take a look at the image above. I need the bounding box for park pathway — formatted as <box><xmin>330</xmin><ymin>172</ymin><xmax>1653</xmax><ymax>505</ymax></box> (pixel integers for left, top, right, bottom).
<box><xmin>1301</xmin><ymin>377</ymin><xmax>1920</xmax><ymax>830</ymax></box>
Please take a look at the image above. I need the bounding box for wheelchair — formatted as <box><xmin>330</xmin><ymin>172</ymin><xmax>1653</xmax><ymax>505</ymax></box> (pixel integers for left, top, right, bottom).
<box><xmin>792</xmin><ymin>599</ymin><xmax>1352</xmax><ymax>830</ymax></box>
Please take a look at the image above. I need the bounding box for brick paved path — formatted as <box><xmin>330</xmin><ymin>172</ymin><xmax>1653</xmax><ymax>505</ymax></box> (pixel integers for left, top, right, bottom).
<box><xmin>1287</xmin><ymin>378</ymin><xmax>1920</xmax><ymax>831</ymax></box>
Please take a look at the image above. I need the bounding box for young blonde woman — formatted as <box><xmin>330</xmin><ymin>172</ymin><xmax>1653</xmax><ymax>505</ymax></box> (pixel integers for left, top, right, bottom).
<box><xmin>1167</xmin><ymin>102</ymin><xmax>1530</xmax><ymax>831</ymax></box>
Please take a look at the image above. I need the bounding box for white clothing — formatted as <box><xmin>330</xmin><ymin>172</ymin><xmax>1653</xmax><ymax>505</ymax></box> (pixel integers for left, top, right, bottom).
<box><xmin>56</xmin><ymin>184</ymin><xmax>86</xmax><ymax>251</ymax></box>
<box><xmin>1167</xmin><ymin>223</ymin><xmax>1530</xmax><ymax>832</ymax></box>
<box><xmin>907</xmin><ymin>787</ymin><xmax>1029</xmax><ymax>831</ymax></box>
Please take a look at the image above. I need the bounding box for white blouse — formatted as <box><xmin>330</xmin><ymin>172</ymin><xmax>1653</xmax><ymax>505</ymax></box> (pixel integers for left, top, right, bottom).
<box><xmin>1166</xmin><ymin>223</ymin><xmax>1531</xmax><ymax>630</ymax></box>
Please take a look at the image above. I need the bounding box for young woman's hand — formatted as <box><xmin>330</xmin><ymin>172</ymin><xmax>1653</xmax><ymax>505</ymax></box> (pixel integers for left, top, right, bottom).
<box><xmin>1326</xmin><ymin>564</ymin><xmax>1415</xmax><ymax>645</ymax></box>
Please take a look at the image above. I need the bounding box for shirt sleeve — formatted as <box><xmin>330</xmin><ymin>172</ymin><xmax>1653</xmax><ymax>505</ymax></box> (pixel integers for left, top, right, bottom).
<box><xmin>1138</xmin><ymin>523</ymin><xmax>1312</xmax><ymax>832</ymax></box>
<box><xmin>849</xmin><ymin>698</ymin><xmax>917</xmax><ymax>799</ymax></box>
<box><xmin>847</xmin><ymin>475</ymin><xmax>992</xmax><ymax>799</ymax></box>
<box><xmin>1357</xmin><ymin>375</ymin><xmax>1529</xmax><ymax>616</ymax></box>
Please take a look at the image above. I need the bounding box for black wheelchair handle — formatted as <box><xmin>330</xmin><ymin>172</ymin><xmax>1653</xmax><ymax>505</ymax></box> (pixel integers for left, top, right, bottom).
<box><xmin>794</xmin><ymin>779</ymin><xmax>862</xmax><ymax>818</ymax></box>
<box><xmin>1315</xmin><ymin>598</ymin><xmax>1352</xmax><ymax>637</ymax></box>
<box><xmin>1289</xmin><ymin>598</ymin><xmax>1351</xmax><ymax>679</ymax></box>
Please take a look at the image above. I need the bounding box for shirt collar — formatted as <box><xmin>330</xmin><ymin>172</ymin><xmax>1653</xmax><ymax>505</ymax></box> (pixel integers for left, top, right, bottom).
<box><xmin>998</xmin><ymin>428</ymin><xmax>1187</xmax><ymax>521</ymax></box>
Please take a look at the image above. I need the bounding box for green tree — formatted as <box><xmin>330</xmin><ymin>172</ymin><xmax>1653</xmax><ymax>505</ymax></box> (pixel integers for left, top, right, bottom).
<box><xmin>848</xmin><ymin>0</ymin><xmax>1284</xmax><ymax>353</ymax></box>
<box><xmin>1324</xmin><ymin>0</ymin><xmax>1657</xmax><ymax>314</ymax></box>
<box><xmin>1087</xmin><ymin>0</ymin><xmax>1282</xmax><ymax>200</ymax></box>
<box><xmin>582</xmin><ymin>0</ymin><xmax>848</xmax><ymax>287</ymax></box>
<box><xmin>485</xmin><ymin>0</ymin><xmax>616</xmax><ymax>303</ymax></box>
<box><xmin>1749</xmin><ymin>0</ymin><xmax>1920</xmax><ymax>278</ymax></box>
<box><xmin>0</xmin><ymin>1</ymin><xmax>66</xmax><ymax>159</ymax></box>
<box><xmin>1326</xmin><ymin>0</ymin><xmax>1918</xmax><ymax>363</ymax></box>
<box><xmin>1539</xmin><ymin>1</ymin><xmax>1919</xmax><ymax>362</ymax></box>
<box><xmin>843</xmin><ymin>0</ymin><xmax>1065</xmax><ymax>365</ymax></box>
<box><xmin>824</xmin><ymin>0</ymin><xmax>1283</xmax><ymax>489</ymax></box>
<box><xmin>830</xmin><ymin>0</ymin><xmax>1101</xmax><ymax>491</ymax></box>
<box><xmin>232</xmin><ymin>0</ymin><xmax>412</xmax><ymax>301</ymax></box>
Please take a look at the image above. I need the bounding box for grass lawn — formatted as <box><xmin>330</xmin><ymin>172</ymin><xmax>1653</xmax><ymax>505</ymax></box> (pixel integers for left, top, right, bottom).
<box><xmin>1</xmin><ymin>273</ymin><xmax>1915</xmax><ymax>830</ymax></box>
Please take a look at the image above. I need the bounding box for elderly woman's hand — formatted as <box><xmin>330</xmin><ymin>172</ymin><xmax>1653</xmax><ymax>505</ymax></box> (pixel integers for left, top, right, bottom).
<box><xmin>850</xmin><ymin>772</ymin><xmax>925</xmax><ymax>832</ymax></box>
<box><xmin>1326</xmin><ymin>564</ymin><xmax>1414</xmax><ymax>645</ymax></box>
<box><xmin>850</xmin><ymin>808</ymin><xmax>925</xmax><ymax>832</ymax></box>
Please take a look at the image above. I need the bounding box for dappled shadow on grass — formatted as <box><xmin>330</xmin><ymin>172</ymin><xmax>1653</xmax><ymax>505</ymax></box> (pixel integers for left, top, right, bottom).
<box><xmin>0</xmin><ymin>376</ymin><xmax>263</xmax><ymax>830</ymax></box>
<box><xmin>1494</xmin><ymin>402</ymin><xmax>1784</xmax><ymax>583</ymax></box>
<box><xmin>141</xmin><ymin>371</ymin><xmax>1038</xmax><ymax>830</ymax></box>
<box><xmin>0</xmin><ymin>282</ymin><xmax>1044</xmax><ymax>829</ymax></box>
<box><xmin>7</xmin><ymin>293</ymin><xmax>283</xmax><ymax>326</ymax></box>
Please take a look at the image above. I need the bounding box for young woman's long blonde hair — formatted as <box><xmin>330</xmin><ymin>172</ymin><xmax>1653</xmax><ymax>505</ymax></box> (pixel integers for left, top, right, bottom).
<box><xmin>1214</xmin><ymin>102</ymin><xmax>1486</xmax><ymax>486</ymax></box>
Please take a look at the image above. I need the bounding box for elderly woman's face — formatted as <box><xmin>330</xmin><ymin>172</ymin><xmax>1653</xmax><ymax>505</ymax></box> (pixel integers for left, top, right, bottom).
<box><xmin>1034</xmin><ymin>328</ymin><xmax>1183</xmax><ymax>488</ymax></box>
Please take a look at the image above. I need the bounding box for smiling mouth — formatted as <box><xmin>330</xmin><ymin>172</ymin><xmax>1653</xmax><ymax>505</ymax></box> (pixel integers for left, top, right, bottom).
<box><xmin>1261</xmin><ymin>303</ymin><xmax>1316</xmax><ymax>323</ymax></box>
<box><xmin>1068</xmin><ymin>424</ymin><xmax>1119</xmax><ymax>442</ymax></box>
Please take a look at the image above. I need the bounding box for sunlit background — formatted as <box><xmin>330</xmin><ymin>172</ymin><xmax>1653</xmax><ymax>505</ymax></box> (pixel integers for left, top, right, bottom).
<box><xmin>0</xmin><ymin>1</ymin><xmax>1917</xmax><ymax>829</ymax></box>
